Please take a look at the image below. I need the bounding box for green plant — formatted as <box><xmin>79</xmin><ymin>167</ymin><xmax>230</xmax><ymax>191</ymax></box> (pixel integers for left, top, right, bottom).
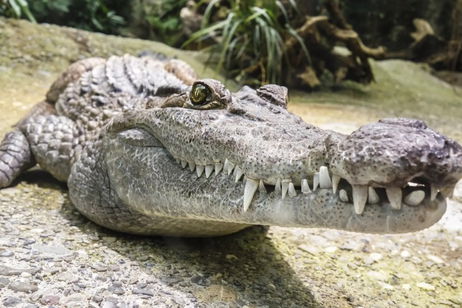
<box><xmin>0</xmin><ymin>0</ymin><xmax>125</xmax><ymax>35</ymax></box>
<box><xmin>184</xmin><ymin>0</ymin><xmax>310</xmax><ymax>85</ymax></box>
<box><xmin>144</xmin><ymin>0</ymin><xmax>188</xmax><ymax>46</ymax></box>
<box><xmin>67</xmin><ymin>0</ymin><xmax>125</xmax><ymax>33</ymax></box>
<box><xmin>0</xmin><ymin>0</ymin><xmax>36</xmax><ymax>22</ymax></box>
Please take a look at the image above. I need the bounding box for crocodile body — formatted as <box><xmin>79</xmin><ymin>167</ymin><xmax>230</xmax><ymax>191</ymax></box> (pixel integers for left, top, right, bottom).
<box><xmin>1</xmin><ymin>54</ymin><xmax>461</xmax><ymax>237</ymax></box>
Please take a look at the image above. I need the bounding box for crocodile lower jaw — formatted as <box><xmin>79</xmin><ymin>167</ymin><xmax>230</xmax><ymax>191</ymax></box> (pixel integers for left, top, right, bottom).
<box><xmin>176</xmin><ymin>158</ymin><xmax>451</xmax><ymax>216</ymax></box>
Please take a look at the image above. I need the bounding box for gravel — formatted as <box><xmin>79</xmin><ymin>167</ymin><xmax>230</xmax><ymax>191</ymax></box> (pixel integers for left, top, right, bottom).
<box><xmin>0</xmin><ymin>181</ymin><xmax>461</xmax><ymax>307</ymax></box>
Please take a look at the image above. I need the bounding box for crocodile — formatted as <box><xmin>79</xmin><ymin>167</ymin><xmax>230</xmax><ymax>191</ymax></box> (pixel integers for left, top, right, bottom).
<box><xmin>1</xmin><ymin>54</ymin><xmax>461</xmax><ymax>237</ymax></box>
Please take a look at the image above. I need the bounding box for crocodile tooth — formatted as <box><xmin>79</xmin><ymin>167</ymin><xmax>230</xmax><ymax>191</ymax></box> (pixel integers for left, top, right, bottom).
<box><xmin>234</xmin><ymin>166</ymin><xmax>243</xmax><ymax>182</ymax></box>
<box><xmin>332</xmin><ymin>175</ymin><xmax>341</xmax><ymax>194</ymax></box>
<box><xmin>223</xmin><ymin>159</ymin><xmax>230</xmax><ymax>173</ymax></box>
<box><xmin>352</xmin><ymin>185</ymin><xmax>368</xmax><ymax>215</ymax></box>
<box><xmin>339</xmin><ymin>189</ymin><xmax>349</xmax><ymax>202</ymax></box>
<box><xmin>275</xmin><ymin>179</ymin><xmax>282</xmax><ymax>194</ymax></box>
<box><xmin>404</xmin><ymin>190</ymin><xmax>425</xmax><ymax>206</ymax></box>
<box><xmin>368</xmin><ymin>187</ymin><xmax>380</xmax><ymax>204</ymax></box>
<box><xmin>288</xmin><ymin>182</ymin><xmax>297</xmax><ymax>197</ymax></box>
<box><xmin>319</xmin><ymin>166</ymin><xmax>332</xmax><ymax>188</ymax></box>
<box><xmin>205</xmin><ymin>165</ymin><xmax>214</xmax><ymax>178</ymax></box>
<box><xmin>243</xmin><ymin>178</ymin><xmax>259</xmax><ymax>212</ymax></box>
<box><xmin>224</xmin><ymin>159</ymin><xmax>235</xmax><ymax>175</ymax></box>
<box><xmin>196</xmin><ymin>165</ymin><xmax>204</xmax><ymax>177</ymax></box>
<box><xmin>313</xmin><ymin>173</ymin><xmax>319</xmax><ymax>191</ymax></box>
<box><xmin>215</xmin><ymin>162</ymin><xmax>223</xmax><ymax>175</ymax></box>
<box><xmin>181</xmin><ymin>160</ymin><xmax>187</xmax><ymax>168</ymax></box>
<box><xmin>258</xmin><ymin>180</ymin><xmax>267</xmax><ymax>194</ymax></box>
<box><xmin>188</xmin><ymin>161</ymin><xmax>195</xmax><ymax>172</ymax></box>
<box><xmin>386</xmin><ymin>187</ymin><xmax>402</xmax><ymax>210</ymax></box>
<box><xmin>301</xmin><ymin>179</ymin><xmax>311</xmax><ymax>194</ymax></box>
<box><xmin>430</xmin><ymin>185</ymin><xmax>438</xmax><ymax>201</ymax></box>
<box><xmin>281</xmin><ymin>180</ymin><xmax>290</xmax><ymax>199</ymax></box>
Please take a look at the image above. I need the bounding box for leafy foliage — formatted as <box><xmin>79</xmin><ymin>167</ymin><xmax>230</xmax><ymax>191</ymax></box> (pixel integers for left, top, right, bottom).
<box><xmin>0</xmin><ymin>0</ymin><xmax>125</xmax><ymax>34</ymax></box>
<box><xmin>185</xmin><ymin>0</ymin><xmax>310</xmax><ymax>85</ymax></box>
<box><xmin>0</xmin><ymin>0</ymin><xmax>36</xmax><ymax>22</ymax></box>
<box><xmin>143</xmin><ymin>0</ymin><xmax>188</xmax><ymax>46</ymax></box>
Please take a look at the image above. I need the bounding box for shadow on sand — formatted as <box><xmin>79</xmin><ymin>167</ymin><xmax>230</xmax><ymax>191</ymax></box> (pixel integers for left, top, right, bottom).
<box><xmin>60</xmin><ymin>199</ymin><xmax>319</xmax><ymax>307</ymax></box>
<box><xmin>16</xmin><ymin>169</ymin><xmax>320</xmax><ymax>306</ymax></box>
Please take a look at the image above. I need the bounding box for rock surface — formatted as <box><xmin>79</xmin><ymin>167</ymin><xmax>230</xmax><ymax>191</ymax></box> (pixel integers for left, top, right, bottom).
<box><xmin>0</xmin><ymin>18</ymin><xmax>461</xmax><ymax>307</ymax></box>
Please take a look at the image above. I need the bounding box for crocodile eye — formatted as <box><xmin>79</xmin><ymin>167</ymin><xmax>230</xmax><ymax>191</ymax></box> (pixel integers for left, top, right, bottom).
<box><xmin>186</xmin><ymin>79</ymin><xmax>230</xmax><ymax>110</ymax></box>
<box><xmin>190</xmin><ymin>83</ymin><xmax>211</xmax><ymax>105</ymax></box>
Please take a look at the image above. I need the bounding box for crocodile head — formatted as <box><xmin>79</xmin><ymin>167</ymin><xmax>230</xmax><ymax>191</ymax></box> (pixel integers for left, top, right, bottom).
<box><xmin>101</xmin><ymin>79</ymin><xmax>462</xmax><ymax>235</ymax></box>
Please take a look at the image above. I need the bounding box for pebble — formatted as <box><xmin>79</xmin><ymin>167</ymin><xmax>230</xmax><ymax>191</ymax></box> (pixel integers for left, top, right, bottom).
<box><xmin>0</xmin><ymin>265</ymin><xmax>34</xmax><ymax>276</ymax></box>
<box><xmin>132</xmin><ymin>287</ymin><xmax>154</xmax><ymax>297</ymax></box>
<box><xmin>102</xmin><ymin>297</ymin><xmax>119</xmax><ymax>305</ymax></box>
<box><xmin>40</xmin><ymin>295</ymin><xmax>61</xmax><ymax>305</ymax></box>
<box><xmin>20</xmin><ymin>272</ymin><xmax>32</xmax><ymax>278</ymax></box>
<box><xmin>22</xmin><ymin>238</ymin><xmax>36</xmax><ymax>245</ymax></box>
<box><xmin>0</xmin><ymin>250</ymin><xmax>14</xmax><ymax>257</ymax></box>
<box><xmin>101</xmin><ymin>301</ymin><xmax>117</xmax><ymax>308</ymax></box>
<box><xmin>298</xmin><ymin>244</ymin><xmax>319</xmax><ymax>255</ymax></box>
<box><xmin>108</xmin><ymin>283</ymin><xmax>125</xmax><ymax>295</ymax></box>
<box><xmin>42</xmin><ymin>267</ymin><xmax>59</xmax><ymax>275</ymax></box>
<box><xmin>8</xmin><ymin>280</ymin><xmax>38</xmax><ymax>293</ymax></box>
<box><xmin>364</xmin><ymin>253</ymin><xmax>383</xmax><ymax>265</ymax></box>
<box><xmin>91</xmin><ymin>293</ymin><xmax>104</xmax><ymax>303</ymax></box>
<box><xmin>400</xmin><ymin>250</ymin><xmax>411</xmax><ymax>258</ymax></box>
<box><xmin>91</xmin><ymin>262</ymin><xmax>108</xmax><ymax>272</ymax></box>
<box><xmin>190</xmin><ymin>275</ymin><xmax>209</xmax><ymax>286</ymax></box>
<box><xmin>380</xmin><ymin>282</ymin><xmax>394</xmax><ymax>290</ymax></box>
<box><xmin>0</xmin><ymin>188</ymin><xmax>19</xmax><ymax>196</ymax></box>
<box><xmin>31</xmin><ymin>243</ymin><xmax>72</xmax><ymax>257</ymax></box>
<box><xmin>96</xmin><ymin>274</ymin><xmax>109</xmax><ymax>281</ymax></box>
<box><xmin>56</xmin><ymin>271</ymin><xmax>79</xmax><ymax>283</ymax></box>
<box><xmin>416</xmin><ymin>282</ymin><xmax>436</xmax><ymax>291</ymax></box>
<box><xmin>367</xmin><ymin>271</ymin><xmax>387</xmax><ymax>281</ymax></box>
<box><xmin>0</xmin><ymin>277</ymin><xmax>10</xmax><ymax>287</ymax></box>
<box><xmin>325</xmin><ymin>246</ymin><xmax>338</xmax><ymax>253</ymax></box>
<box><xmin>225</xmin><ymin>254</ymin><xmax>238</xmax><ymax>260</ymax></box>
<box><xmin>339</xmin><ymin>240</ymin><xmax>365</xmax><ymax>251</ymax></box>
<box><xmin>136</xmin><ymin>282</ymin><xmax>146</xmax><ymax>289</ymax></box>
<box><xmin>61</xmin><ymin>293</ymin><xmax>88</xmax><ymax>305</ymax></box>
<box><xmin>3</xmin><ymin>296</ymin><xmax>21</xmax><ymax>307</ymax></box>
<box><xmin>427</xmin><ymin>255</ymin><xmax>444</xmax><ymax>264</ymax></box>
<box><xmin>102</xmin><ymin>236</ymin><xmax>117</xmax><ymax>243</ymax></box>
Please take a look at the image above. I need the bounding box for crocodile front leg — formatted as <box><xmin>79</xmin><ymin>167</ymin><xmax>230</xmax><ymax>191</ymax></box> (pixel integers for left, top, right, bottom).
<box><xmin>21</xmin><ymin>115</ymin><xmax>79</xmax><ymax>182</ymax></box>
<box><xmin>0</xmin><ymin>114</ymin><xmax>80</xmax><ymax>188</ymax></box>
<box><xmin>0</xmin><ymin>129</ymin><xmax>35</xmax><ymax>188</ymax></box>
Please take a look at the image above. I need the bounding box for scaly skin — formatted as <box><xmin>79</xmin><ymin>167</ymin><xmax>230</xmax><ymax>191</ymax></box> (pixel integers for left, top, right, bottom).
<box><xmin>1</xmin><ymin>54</ymin><xmax>461</xmax><ymax>237</ymax></box>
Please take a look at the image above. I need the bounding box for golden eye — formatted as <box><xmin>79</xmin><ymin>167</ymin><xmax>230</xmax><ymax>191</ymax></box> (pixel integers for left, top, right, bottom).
<box><xmin>190</xmin><ymin>83</ymin><xmax>211</xmax><ymax>105</ymax></box>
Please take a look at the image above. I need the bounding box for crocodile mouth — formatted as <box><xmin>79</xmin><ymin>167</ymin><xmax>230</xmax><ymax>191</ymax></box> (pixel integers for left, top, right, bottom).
<box><xmin>174</xmin><ymin>157</ymin><xmax>450</xmax><ymax>216</ymax></box>
<box><xmin>106</xmin><ymin>126</ymin><xmax>450</xmax><ymax>234</ymax></box>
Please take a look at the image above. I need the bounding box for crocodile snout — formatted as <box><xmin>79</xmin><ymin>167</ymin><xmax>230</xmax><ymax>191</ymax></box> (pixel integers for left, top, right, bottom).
<box><xmin>327</xmin><ymin>118</ymin><xmax>462</xmax><ymax>213</ymax></box>
<box><xmin>330</xmin><ymin>118</ymin><xmax>462</xmax><ymax>187</ymax></box>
